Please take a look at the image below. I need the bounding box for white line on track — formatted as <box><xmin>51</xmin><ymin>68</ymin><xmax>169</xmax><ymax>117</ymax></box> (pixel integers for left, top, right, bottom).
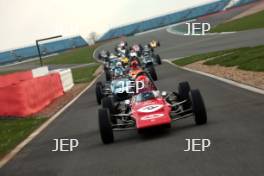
<box><xmin>0</xmin><ymin>72</ymin><xmax>103</xmax><ymax>168</ymax></box>
<box><xmin>164</xmin><ymin>59</ymin><xmax>264</xmax><ymax>95</ymax></box>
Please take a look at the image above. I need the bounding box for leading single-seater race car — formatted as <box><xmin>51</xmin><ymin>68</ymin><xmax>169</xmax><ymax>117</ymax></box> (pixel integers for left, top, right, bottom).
<box><xmin>98</xmin><ymin>72</ymin><xmax>207</xmax><ymax>144</ymax></box>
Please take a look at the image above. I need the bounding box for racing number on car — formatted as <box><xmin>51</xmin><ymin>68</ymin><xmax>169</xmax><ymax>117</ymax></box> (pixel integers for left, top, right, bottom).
<box><xmin>145</xmin><ymin>106</ymin><xmax>158</xmax><ymax>111</ymax></box>
<box><xmin>138</xmin><ymin>105</ymin><xmax>163</xmax><ymax>113</ymax></box>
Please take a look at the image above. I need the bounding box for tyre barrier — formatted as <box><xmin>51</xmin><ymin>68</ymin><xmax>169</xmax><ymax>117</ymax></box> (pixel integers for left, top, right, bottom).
<box><xmin>0</xmin><ymin>73</ymin><xmax>64</xmax><ymax>117</ymax></box>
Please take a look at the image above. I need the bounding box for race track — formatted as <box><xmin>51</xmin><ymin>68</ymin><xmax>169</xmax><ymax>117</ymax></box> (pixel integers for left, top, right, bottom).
<box><xmin>1</xmin><ymin>25</ymin><xmax>264</xmax><ymax>176</ymax></box>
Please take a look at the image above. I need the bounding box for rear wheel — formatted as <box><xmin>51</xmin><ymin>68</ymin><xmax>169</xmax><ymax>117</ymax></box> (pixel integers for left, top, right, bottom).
<box><xmin>96</xmin><ymin>82</ymin><xmax>104</xmax><ymax>105</ymax></box>
<box><xmin>190</xmin><ymin>89</ymin><xmax>207</xmax><ymax>125</ymax></box>
<box><xmin>147</xmin><ymin>66</ymin><xmax>158</xmax><ymax>81</ymax></box>
<box><xmin>98</xmin><ymin>108</ymin><xmax>114</xmax><ymax>144</ymax></box>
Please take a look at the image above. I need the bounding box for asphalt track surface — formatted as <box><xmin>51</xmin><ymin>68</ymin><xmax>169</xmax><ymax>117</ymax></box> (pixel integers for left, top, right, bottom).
<box><xmin>1</xmin><ymin>18</ymin><xmax>264</xmax><ymax>176</ymax></box>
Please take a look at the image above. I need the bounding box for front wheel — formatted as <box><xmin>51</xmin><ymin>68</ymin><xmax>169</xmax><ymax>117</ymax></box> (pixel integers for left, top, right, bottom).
<box><xmin>155</xmin><ymin>54</ymin><xmax>162</xmax><ymax>65</ymax></box>
<box><xmin>190</xmin><ymin>89</ymin><xmax>207</xmax><ymax>125</ymax></box>
<box><xmin>102</xmin><ymin>97</ymin><xmax>117</xmax><ymax>124</ymax></box>
<box><xmin>96</xmin><ymin>82</ymin><xmax>104</xmax><ymax>105</ymax></box>
<box><xmin>105</xmin><ymin>70</ymin><xmax>111</xmax><ymax>81</ymax></box>
<box><xmin>98</xmin><ymin>108</ymin><xmax>114</xmax><ymax>144</ymax></box>
<box><xmin>147</xmin><ymin>66</ymin><xmax>158</xmax><ymax>81</ymax></box>
<box><xmin>178</xmin><ymin>81</ymin><xmax>191</xmax><ymax>110</ymax></box>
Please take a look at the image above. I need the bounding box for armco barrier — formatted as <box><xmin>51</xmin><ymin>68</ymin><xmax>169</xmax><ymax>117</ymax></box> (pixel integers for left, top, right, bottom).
<box><xmin>32</xmin><ymin>66</ymin><xmax>49</xmax><ymax>77</ymax></box>
<box><xmin>0</xmin><ymin>73</ymin><xmax>64</xmax><ymax>117</ymax></box>
<box><xmin>51</xmin><ymin>69</ymin><xmax>74</xmax><ymax>92</ymax></box>
<box><xmin>0</xmin><ymin>71</ymin><xmax>33</xmax><ymax>88</ymax></box>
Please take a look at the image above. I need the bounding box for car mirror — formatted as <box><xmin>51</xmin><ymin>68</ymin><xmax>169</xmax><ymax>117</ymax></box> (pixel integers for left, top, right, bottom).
<box><xmin>124</xmin><ymin>100</ymin><xmax>130</xmax><ymax>105</ymax></box>
<box><xmin>161</xmin><ymin>91</ymin><xmax>167</xmax><ymax>97</ymax></box>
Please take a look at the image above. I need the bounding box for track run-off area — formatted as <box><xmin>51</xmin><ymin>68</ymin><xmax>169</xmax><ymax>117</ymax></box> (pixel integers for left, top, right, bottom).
<box><xmin>1</xmin><ymin>21</ymin><xmax>264</xmax><ymax>176</ymax></box>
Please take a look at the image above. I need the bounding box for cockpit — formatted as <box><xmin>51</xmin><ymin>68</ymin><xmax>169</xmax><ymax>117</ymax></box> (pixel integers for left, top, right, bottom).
<box><xmin>134</xmin><ymin>91</ymin><xmax>160</xmax><ymax>102</ymax></box>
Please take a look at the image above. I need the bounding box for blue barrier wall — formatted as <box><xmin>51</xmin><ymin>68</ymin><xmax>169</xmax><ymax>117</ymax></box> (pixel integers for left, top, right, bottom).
<box><xmin>0</xmin><ymin>36</ymin><xmax>88</xmax><ymax>65</ymax></box>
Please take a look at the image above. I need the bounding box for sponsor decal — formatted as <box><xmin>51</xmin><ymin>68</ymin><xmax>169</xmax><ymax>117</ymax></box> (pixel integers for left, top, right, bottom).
<box><xmin>138</xmin><ymin>104</ymin><xmax>163</xmax><ymax>113</ymax></box>
<box><xmin>114</xmin><ymin>80</ymin><xmax>144</xmax><ymax>94</ymax></box>
<box><xmin>141</xmin><ymin>114</ymin><xmax>164</xmax><ymax>120</ymax></box>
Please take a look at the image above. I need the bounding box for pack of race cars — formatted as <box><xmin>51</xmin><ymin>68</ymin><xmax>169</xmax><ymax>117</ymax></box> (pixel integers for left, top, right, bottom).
<box><xmin>96</xmin><ymin>40</ymin><xmax>207</xmax><ymax>144</ymax></box>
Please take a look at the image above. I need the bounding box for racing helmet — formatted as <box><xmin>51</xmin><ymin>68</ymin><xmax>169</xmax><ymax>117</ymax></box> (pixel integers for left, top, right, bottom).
<box><xmin>135</xmin><ymin>75</ymin><xmax>150</xmax><ymax>93</ymax></box>
<box><xmin>130</xmin><ymin>51</ymin><xmax>137</xmax><ymax>58</ymax></box>
<box><xmin>109</xmin><ymin>53</ymin><xmax>116</xmax><ymax>59</ymax></box>
<box><xmin>114</xmin><ymin>68</ymin><xmax>124</xmax><ymax>77</ymax></box>
<box><xmin>121</xmin><ymin>57</ymin><xmax>129</xmax><ymax>66</ymax></box>
<box><xmin>116</xmin><ymin>61</ymin><xmax>122</xmax><ymax>67</ymax></box>
<box><xmin>131</xmin><ymin>60</ymin><xmax>139</xmax><ymax>69</ymax></box>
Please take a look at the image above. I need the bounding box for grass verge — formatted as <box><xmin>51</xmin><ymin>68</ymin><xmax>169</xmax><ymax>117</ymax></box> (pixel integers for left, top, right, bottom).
<box><xmin>72</xmin><ymin>64</ymin><xmax>100</xmax><ymax>84</ymax></box>
<box><xmin>173</xmin><ymin>48</ymin><xmax>237</xmax><ymax>66</ymax></box>
<box><xmin>0</xmin><ymin>117</ymin><xmax>47</xmax><ymax>158</ymax></box>
<box><xmin>173</xmin><ymin>45</ymin><xmax>264</xmax><ymax>71</ymax></box>
<box><xmin>41</xmin><ymin>46</ymin><xmax>96</xmax><ymax>65</ymax></box>
<box><xmin>211</xmin><ymin>10</ymin><xmax>264</xmax><ymax>32</ymax></box>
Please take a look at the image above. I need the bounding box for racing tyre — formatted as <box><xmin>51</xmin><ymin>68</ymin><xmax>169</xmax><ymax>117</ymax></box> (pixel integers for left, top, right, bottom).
<box><xmin>155</xmin><ymin>55</ymin><xmax>162</xmax><ymax>65</ymax></box>
<box><xmin>190</xmin><ymin>89</ymin><xmax>207</xmax><ymax>125</ymax></box>
<box><xmin>103</xmin><ymin>65</ymin><xmax>108</xmax><ymax>71</ymax></box>
<box><xmin>102</xmin><ymin>97</ymin><xmax>117</xmax><ymax>123</ymax></box>
<box><xmin>98</xmin><ymin>108</ymin><xmax>114</xmax><ymax>144</ymax></box>
<box><xmin>178</xmin><ymin>81</ymin><xmax>191</xmax><ymax>110</ymax></box>
<box><xmin>98</xmin><ymin>54</ymin><xmax>102</xmax><ymax>60</ymax></box>
<box><xmin>139</xmin><ymin>44</ymin><xmax>143</xmax><ymax>50</ymax></box>
<box><xmin>105</xmin><ymin>70</ymin><xmax>111</xmax><ymax>81</ymax></box>
<box><xmin>96</xmin><ymin>82</ymin><xmax>104</xmax><ymax>105</ymax></box>
<box><xmin>147</xmin><ymin>66</ymin><xmax>158</xmax><ymax>81</ymax></box>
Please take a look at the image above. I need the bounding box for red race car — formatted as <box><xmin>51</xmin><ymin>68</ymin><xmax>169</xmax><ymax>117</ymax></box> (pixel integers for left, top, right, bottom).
<box><xmin>98</xmin><ymin>72</ymin><xmax>207</xmax><ymax>144</ymax></box>
<box><xmin>128</xmin><ymin>59</ymin><xmax>158</xmax><ymax>81</ymax></box>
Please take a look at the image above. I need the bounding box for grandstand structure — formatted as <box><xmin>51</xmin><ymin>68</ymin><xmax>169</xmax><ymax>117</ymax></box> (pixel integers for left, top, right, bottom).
<box><xmin>99</xmin><ymin>0</ymin><xmax>257</xmax><ymax>41</ymax></box>
<box><xmin>0</xmin><ymin>36</ymin><xmax>88</xmax><ymax>65</ymax></box>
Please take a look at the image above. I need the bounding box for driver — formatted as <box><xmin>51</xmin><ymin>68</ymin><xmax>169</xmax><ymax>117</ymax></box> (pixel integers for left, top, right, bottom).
<box><xmin>135</xmin><ymin>90</ymin><xmax>161</xmax><ymax>102</ymax></box>
<box><xmin>113</xmin><ymin>61</ymin><xmax>125</xmax><ymax>78</ymax></box>
<box><xmin>129</xmin><ymin>60</ymin><xmax>141</xmax><ymax>79</ymax></box>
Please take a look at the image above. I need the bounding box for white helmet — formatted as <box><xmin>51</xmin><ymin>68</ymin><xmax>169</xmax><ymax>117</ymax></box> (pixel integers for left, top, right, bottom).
<box><xmin>116</xmin><ymin>61</ymin><xmax>122</xmax><ymax>67</ymax></box>
<box><xmin>109</xmin><ymin>53</ymin><xmax>116</xmax><ymax>59</ymax></box>
<box><xmin>130</xmin><ymin>52</ymin><xmax>137</xmax><ymax>57</ymax></box>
